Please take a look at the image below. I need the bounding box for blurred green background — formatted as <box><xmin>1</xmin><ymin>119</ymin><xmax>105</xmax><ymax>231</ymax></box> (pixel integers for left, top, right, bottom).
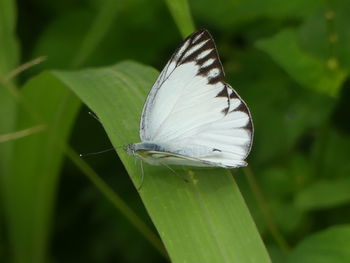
<box><xmin>1</xmin><ymin>0</ymin><xmax>350</xmax><ymax>262</ymax></box>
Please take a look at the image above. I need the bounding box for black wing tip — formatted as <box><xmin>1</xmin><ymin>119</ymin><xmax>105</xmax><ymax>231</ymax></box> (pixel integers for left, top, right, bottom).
<box><xmin>185</xmin><ymin>28</ymin><xmax>213</xmax><ymax>43</ymax></box>
<box><xmin>165</xmin><ymin>27</ymin><xmax>225</xmax><ymax>86</ymax></box>
<box><xmin>191</xmin><ymin>28</ymin><xmax>209</xmax><ymax>35</ymax></box>
<box><xmin>183</xmin><ymin>29</ymin><xmax>226</xmax><ymax>82</ymax></box>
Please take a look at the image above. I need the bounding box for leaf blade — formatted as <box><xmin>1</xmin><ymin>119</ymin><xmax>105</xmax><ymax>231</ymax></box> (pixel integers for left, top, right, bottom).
<box><xmin>288</xmin><ymin>225</ymin><xmax>350</xmax><ymax>263</ymax></box>
<box><xmin>164</xmin><ymin>0</ymin><xmax>195</xmax><ymax>37</ymax></box>
<box><xmin>53</xmin><ymin>61</ymin><xmax>271</xmax><ymax>263</ymax></box>
<box><xmin>256</xmin><ymin>29</ymin><xmax>347</xmax><ymax>96</ymax></box>
<box><xmin>3</xmin><ymin>73</ymin><xmax>80</xmax><ymax>263</ymax></box>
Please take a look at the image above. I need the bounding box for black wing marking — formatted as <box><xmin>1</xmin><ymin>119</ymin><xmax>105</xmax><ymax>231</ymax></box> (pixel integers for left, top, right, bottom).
<box><xmin>155</xmin><ymin>29</ymin><xmax>225</xmax><ymax>88</ymax></box>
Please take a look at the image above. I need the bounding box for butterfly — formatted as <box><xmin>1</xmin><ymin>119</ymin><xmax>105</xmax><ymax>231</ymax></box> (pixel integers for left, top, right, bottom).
<box><xmin>125</xmin><ymin>29</ymin><xmax>253</xmax><ymax>168</ymax></box>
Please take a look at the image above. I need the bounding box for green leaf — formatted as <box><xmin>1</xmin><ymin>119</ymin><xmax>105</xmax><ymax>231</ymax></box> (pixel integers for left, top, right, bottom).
<box><xmin>298</xmin><ymin>2</ymin><xmax>350</xmax><ymax>70</ymax></box>
<box><xmin>30</xmin><ymin>11</ymin><xmax>92</xmax><ymax>70</ymax></box>
<box><xmin>31</xmin><ymin>0</ymin><xmax>121</xmax><ymax>70</ymax></box>
<box><xmin>311</xmin><ymin>128</ymin><xmax>350</xmax><ymax>181</ymax></box>
<box><xmin>0</xmin><ymin>0</ymin><xmax>19</xmax><ymax>143</ymax></box>
<box><xmin>256</xmin><ymin>29</ymin><xmax>347</xmax><ymax>96</ymax></box>
<box><xmin>164</xmin><ymin>0</ymin><xmax>195</xmax><ymax>37</ymax></box>
<box><xmin>288</xmin><ymin>225</ymin><xmax>350</xmax><ymax>263</ymax></box>
<box><xmin>70</xmin><ymin>0</ymin><xmax>121</xmax><ymax>68</ymax></box>
<box><xmin>0</xmin><ymin>85</ymin><xmax>18</xmax><ymax>262</ymax></box>
<box><xmin>0</xmin><ymin>0</ymin><xmax>19</xmax><ymax>76</ymax></box>
<box><xmin>254</xmin><ymin>155</ymin><xmax>310</xmax><ymax>234</ymax></box>
<box><xmin>0</xmin><ymin>86</ymin><xmax>18</xmax><ymax>181</ymax></box>
<box><xmin>52</xmin><ymin>61</ymin><xmax>271</xmax><ymax>263</ymax></box>
<box><xmin>0</xmin><ymin>0</ymin><xmax>20</xmax><ymax>259</ymax></box>
<box><xmin>3</xmin><ymin>73</ymin><xmax>80</xmax><ymax>263</ymax></box>
<box><xmin>230</xmin><ymin>49</ymin><xmax>335</xmax><ymax>163</ymax></box>
<box><xmin>191</xmin><ymin>0</ymin><xmax>325</xmax><ymax>29</ymax></box>
<box><xmin>30</xmin><ymin>1</ymin><xmax>177</xmax><ymax>72</ymax></box>
<box><xmin>295</xmin><ymin>178</ymin><xmax>350</xmax><ymax>211</ymax></box>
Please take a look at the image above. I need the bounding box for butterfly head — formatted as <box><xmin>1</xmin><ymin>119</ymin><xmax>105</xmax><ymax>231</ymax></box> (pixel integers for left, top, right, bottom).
<box><xmin>124</xmin><ymin>143</ymin><xmax>136</xmax><ymax>156</ymax></box>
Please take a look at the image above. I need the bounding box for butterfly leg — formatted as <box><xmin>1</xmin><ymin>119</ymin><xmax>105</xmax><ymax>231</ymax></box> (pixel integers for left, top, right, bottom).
<box><xmin>162</xmin><ymin>163</ymin><xmax>189</xmax><ymax>183</ymax></box>
<box><xmin>137</xmin><ymin>160</ymin><xmax>145</xmax><ymax>191</ymax></box>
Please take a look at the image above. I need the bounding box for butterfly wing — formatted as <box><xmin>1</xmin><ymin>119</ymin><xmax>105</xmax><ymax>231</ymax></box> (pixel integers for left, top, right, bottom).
<box><xmin>140</xmin><ymin>29</ymin><xmax>253</xmax><ymax>168</ymax></box>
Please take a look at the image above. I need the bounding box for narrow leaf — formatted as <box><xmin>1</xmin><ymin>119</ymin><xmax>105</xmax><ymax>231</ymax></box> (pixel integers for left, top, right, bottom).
<box><xmin>295</xmin><ymin>178</ymin><xmax>350</xmax><ymax>211</ymax></box>
<box><xmin>288</xmin><ymin>225</ymin><xmax>350</xmax><ymax>263</ymax></box>
<box><xmin>0</xmin><ymin>0</ymin><xmax>20</xmax><ymax>171</ymax></box>
<box><xmin>70</xmin><ymin>0</ymin><xmax>121</xmax><ymax>68</ymax></box>
<box><xmin>53</xmin><ymin>61</ymin><xmax>271</xmax><ymax>263</ymax></box>
<box><xmin>0</xmin><ymin>0</ymin><xmax>20</xmax><ymax>259</ymax></box>
<box><xmin>0</xmin><ymin>0</ymin><xmax>19</xmax><ymax>76</ymax></box>
<box><xmin>3</xmin><ymin>73</ymin><xmax>80</xmax><ymax>263</ymax></box>
<box><xmin>164</xmin><ymin>0</ymin><xmax>195</xmax><ymax>37</ymax></box>
<box><xmin>256</xmin><ymin>29</ymin><xmax>347</xmax><ymax>96</ymax></box>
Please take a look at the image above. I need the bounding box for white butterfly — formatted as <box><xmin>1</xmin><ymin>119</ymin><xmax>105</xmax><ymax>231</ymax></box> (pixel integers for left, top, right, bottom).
<box><xmin>125</xmin><ymin>29</ymin><xmax>253</xmax><ymax>168</ymax></box>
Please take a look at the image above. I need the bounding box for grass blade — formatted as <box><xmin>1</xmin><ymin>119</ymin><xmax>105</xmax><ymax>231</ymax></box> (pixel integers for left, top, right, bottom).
<box><xmin>3</xmin><ymin>73</ymin><xmax>80</xmax><ymax>263</ymax></box>
<box><xmin>256</xmin><ymin>29</ymin><xmax>347</xmax><ymax>96</ymax></box>
<box><xmin>0</xmin><ymin>0</ymin><xmax>19</xmax><ymax>78</ymax></box>
<box><xmin>70</xmin><ymin>0</ymin><xmax>121</xmax><ymax>68</ymax></box>
<box><xmin>0</xmin><ymin>0</ymin><xmax>20</xmax><ymax>260</ymax></box>
<box><xmin>288</xmin><ymin>225</ymin><xmax>350</xmax><ymax>263</ymax></box>
<box><xmin>164</xmin><ymin>0</ymin><xmax>195</xmax><ymax>37</ymax></box>
<box><xmin>53</xmin><ymin>61</ymin><xmax>271</xmax><ymax>263</ymax></box>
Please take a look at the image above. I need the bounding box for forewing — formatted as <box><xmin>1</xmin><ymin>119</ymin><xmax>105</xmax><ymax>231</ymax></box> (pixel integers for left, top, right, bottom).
<box><xmin>140</xmin><ymin>29</ymin><xmax>253</xmax><ymax>167</ymax></box>
<box><xmin>140</xmin><ymin>29</ymin><xmax>222</xmax><ymax>141</ymax></box>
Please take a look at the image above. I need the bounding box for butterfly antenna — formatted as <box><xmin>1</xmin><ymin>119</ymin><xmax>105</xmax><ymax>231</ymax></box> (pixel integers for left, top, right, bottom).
<box><xmin>137</xmin><ymin>161</ymin><xmax>145</xmax><ymax>191</ymax></box>
<box><xmin>79</xmin><ymin>146</ymin><xmax>123</xmax><ymax>157</ymax></box>
<box><xmin>88</xmin><ymin>111</ymin><xmax>102</xmax><ymax>124</ymax></box>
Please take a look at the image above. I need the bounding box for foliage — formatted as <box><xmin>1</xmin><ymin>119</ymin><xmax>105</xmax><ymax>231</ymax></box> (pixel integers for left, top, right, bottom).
<box><xmin>0</xmin><ymin>0</ymin><xmax>349</xmax><ymax>262</ymax></box>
